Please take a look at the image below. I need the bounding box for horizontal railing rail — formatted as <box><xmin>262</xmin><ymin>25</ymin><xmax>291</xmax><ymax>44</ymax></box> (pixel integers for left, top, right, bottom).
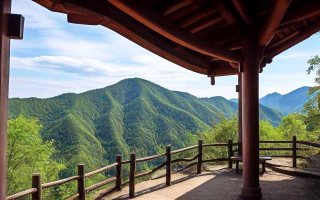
<box><xmin>7</xmin><ymin>136</ymin><xmax>320</xmax><ymax>199</ymax></box>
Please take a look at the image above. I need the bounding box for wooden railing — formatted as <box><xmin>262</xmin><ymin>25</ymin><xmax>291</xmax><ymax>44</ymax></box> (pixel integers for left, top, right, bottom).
<box><xmin>6</xmin><ymin>137</ymin><xmax>320</xmax><ymax>199</ymax></box>
<box><xmin>258</xmin><ymin>136</ymin><xmax>320</xmax><ymax>168</ymax></box>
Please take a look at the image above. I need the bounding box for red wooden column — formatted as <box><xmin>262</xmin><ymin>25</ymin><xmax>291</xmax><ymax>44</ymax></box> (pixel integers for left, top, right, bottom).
<box><xmin>240</xmin><ymin>28</ymin><xmax>262</xmax><ymax>200</ymax></box>
<box><xmin>238</xmin><ymin>73</ymin><xmax>242</xmax><ymax>156</ymax></box>
<box><xmin>0</xmin><ymin>0</ymin><xmax>11</xmax><ymax>199</ymax></box>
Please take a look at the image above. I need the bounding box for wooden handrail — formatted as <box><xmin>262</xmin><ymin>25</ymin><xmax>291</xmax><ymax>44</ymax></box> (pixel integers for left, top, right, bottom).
<box><xmin>203</xmin><ymin>143</ymin><xmax>228</xmax><ymax>147</ymax></box>
<box><xmin>85</xmin><ymin>163</ymin><xmax>118</xmax><ymax>178</ymax></box>
<box><xmin>259</xmin><ymin>140</ymin><xmax>293</xmax><ymax>143</ymax></box>
<box><xmin>135</xmin><ymin>162</ymin><xmax>167</xmax><ymax>179</ymax></box>
<box><xmin>121</xmin><ymin>160</ymin><xmax>130</xmax><ymax>164</ymax></box>
<box><xmin>171</xmin><ymin>145</ymin><xmax>198</xmax><ymax>154</ymax></box>
<box><xmin>202</xmin><ymin>158</ymin><xmax>229</xmax><ymax>163</ymax></box>
<box><xmin>6</xmin><ymin>188</ymin><xmax>37</xmax><ymax>200</ymax></box>
<box><xmin>298</xmin><ymin>141</ymin><xmax>320</xmax><ymax>148</ymax></box>
<box><xmin>260</xmin><ymin>148</ymin><xmax>293</xmax><ymax>151</ymax></box>
<box><xmin>136</xmin><ymin>153</ymin><xmax>166</xmax><ymax>162</ymax></box>
<box><xmin>85</xmin><ymin>177</ymin><xmax>117</xmax><ymax>193</ymax></box>
<box><xmin>177</xmin><ymin>161</ymin><xmax>198</xmax><ymax>172</ymax></box>
<box><xmin>8</xmin><ymin>138</ymin><xmax>320</xmax><ymax>199</ymax></box>
<box><xmin>171</xmin><ymin>154</ymin><xmax>199</xmax><ymax>163</ymax></box>
<box><xmin>42</xmin><ymin>176</ymin><xmax>80</xmax><ymax>189</ymax></box>
<box><xmin>66</xmin><ymin>193</ymin><xmax>80</xmax><ymax>200</ymax></box>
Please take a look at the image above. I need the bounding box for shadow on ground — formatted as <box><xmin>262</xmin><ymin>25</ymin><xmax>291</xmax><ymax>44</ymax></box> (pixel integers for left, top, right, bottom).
<box><xmin>107</xmin><ymin>167</ymin><xmax>320</xmax><ymax>200</ymax></box>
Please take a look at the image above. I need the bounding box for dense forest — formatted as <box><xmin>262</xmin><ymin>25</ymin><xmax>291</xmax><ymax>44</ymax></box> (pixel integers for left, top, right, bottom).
<box><xmin>6</xmin><ymin>78</ymin><xmax>319</xmax><ymax>199</ymax></box>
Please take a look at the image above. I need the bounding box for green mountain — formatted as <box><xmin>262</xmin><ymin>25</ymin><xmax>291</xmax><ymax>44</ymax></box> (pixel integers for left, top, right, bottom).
<box><xmin>259</xmin><ymin>86</ymin><xmax>315</xmax><ymax>115</ymax></box>
<box><xmin>228</xmin><ymin>98</ymin><xmax>284</xmax><ymax>126</ymax></box>
<box><xmin>8</xmin><ymin>78</ymin><xmax>283</xmax><ymax>176</ymax></box>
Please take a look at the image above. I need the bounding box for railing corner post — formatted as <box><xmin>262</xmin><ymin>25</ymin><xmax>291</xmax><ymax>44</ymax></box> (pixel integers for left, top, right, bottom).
<box><xmin>228</xmin><ymin>138</ymin><xmax>233</xmax><ymax>168</ymax></box>
<box><xmin>78</xmin><ymin>164</ymin><xmax>85</xmax><ymax>200</ymax></box>
<box><xmin>129</xmin><ymin>152</ymin><xmax>136</xmax><ymax>198</ymax></box>
<box><xmin>116</xmin><ymin>155</ymin><xmax>122</xmax><ymax>191</ymax></box>
<box><xmin>32</xmin><ymin>173</ymin><xmax>42</xmax><ymax>200</ymax></box>
<box><xmin>166</xmin><ymin>146</ymin><xmax>172</xmax><ymax>186</ymax></box>
<box><xmin>293</xmin><ymin>136</ymin><xmax>297</xmax><ymax>168</ymax></box>
<box><xmin>197</xmin><ymin>140</ymin><xmax>203</xmax><ymax>174</ymax></box>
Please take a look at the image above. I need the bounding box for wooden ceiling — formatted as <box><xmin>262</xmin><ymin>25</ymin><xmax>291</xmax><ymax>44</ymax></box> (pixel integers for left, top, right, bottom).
<box><xmin>33</xmin><ymin>0</ymin><xmax>320</xmax><ymax>77</ymax></box>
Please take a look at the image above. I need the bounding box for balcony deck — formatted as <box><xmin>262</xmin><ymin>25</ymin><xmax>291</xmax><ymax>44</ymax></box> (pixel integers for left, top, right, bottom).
<box><xmin>103</xmin><ymin>161</ymin><xmax>320</xmax><ymax>200</ymax></box>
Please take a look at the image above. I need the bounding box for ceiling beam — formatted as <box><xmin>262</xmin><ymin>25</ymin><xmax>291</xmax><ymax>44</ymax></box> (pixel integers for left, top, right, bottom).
<box><xmin>230</xmin><ymin>0</ymin><xmax>252</xmax><ymax>26</ymax></box>
<box><xmin>218</xmin><ymin>0</ymin><xmax>238</xmax><ymax>25</ymax></box>
<box><xmin>34</xmin><ymin>0</ymin><xmax>210</xmax><ymax>75</ymax></box>
<box><xmin>166</xmin><ymin>3</ymin><xmax>200</xmax><ymax>22</ymax></box>
<box><xmin>265</xmin><ymin>19</ymin><xmax>320</xmax><ymax>58</ymax></box>
<box><xmin>178</xmin><ymin>5</ymin><xmax>221</xmax><ymax>28</ymax></box>
<box><xmin>189</xmin><ymin>14</ymin><xmax>224</xmax><ymax>33</ymax></box>
<box><xmin>207</xmin><ymin>65</ymin><xmax>238</xmax><ymax>77</ymax></box>
<box><xmin>281</xmin><ymin>0</ymin><xmax>320</xmax><ymax>26</ymax></box>
<box><xmin>161</xmin><ymin>0</ymin><xmax>193</xmax><ymax>16</ymax></box>
<box><xmin>258</xmin><ymin>0</ymin><xmax>291</xmax><ymax>47</ymax></box>
<box><xmin>106</xmin><ymin>0</ymin><xmax>242</xmax><ymax>63</ymax></box>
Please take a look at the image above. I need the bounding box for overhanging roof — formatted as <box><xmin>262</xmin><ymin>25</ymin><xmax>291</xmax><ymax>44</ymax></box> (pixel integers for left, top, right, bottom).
<box><xmin>33</xmin><ymin>0</ymin><xmax>320</xmax><ymax>77</ymax></box>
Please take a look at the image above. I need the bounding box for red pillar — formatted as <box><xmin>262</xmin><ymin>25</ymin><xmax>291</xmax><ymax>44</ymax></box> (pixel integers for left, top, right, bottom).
<box><xmin>0</xmin><ymin>0</ymin><xmax>11</xmax><ymax>199</ymax></box>
<box><xmin>238</xmin><ymin>73</ymin><xmax>242</xmax><ymax>156</ymax></box>
<box><xmin>240</xmin><ymin>28</ymin><xmax>262</xmax><ymax>200</ymax></box>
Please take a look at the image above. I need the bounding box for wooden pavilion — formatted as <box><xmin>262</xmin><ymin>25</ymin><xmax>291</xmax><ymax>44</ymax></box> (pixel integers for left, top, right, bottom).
<box><xmin>1</xmin><ymin>0</ymin><xmax>320</xmax><ymax>199</ymax></box>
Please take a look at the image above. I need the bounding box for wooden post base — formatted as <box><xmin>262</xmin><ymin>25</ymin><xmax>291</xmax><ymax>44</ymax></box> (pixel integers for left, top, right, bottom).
<box><xmin>240</xmin><ymin>186</ymin><xmax>262</xmax><ymax>200</ymax></box>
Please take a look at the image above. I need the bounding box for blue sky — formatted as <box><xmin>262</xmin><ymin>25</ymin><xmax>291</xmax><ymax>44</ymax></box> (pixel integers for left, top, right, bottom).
<box><xmin>10</xmin><ymin>0</ymin><xmax>319</xmax><ymax>99</ymax></box>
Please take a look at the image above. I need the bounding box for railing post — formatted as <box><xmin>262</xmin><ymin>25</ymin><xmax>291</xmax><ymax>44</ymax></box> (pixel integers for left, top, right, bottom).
<box><xmin>32</xmin><ymin>173</ymin><xmax>42</xmax><ymax>200</ymax></box>
<box><xmin>129</xmin><ymin>153</ymin><xmax>136</xmax><ymax>198</ymax></box>
<box><xmin>166</xmin><ymin>146</ymin><xmax>171</xmax><ymax>186</ymax></box>
<box><xmin>116</xmin><ymin>155</ymin><xmax>122</xmax><ymax>190</ymax></box>
<box><xmin>78</xmin><ymin>164</ymin><xmax>85</xmax><ymax>200</ymax></box>
<box><xmin>197</xmin><ymin>140</ymin><xmax>203</xmax><ymax>174</ymax></box>
<box><xmin>293</xmin><ymin>136</ymin><xmax>297</xmax><ymax>168</ymax></box>
<box><xmin>228</xmin><ymin>138</ymin><xmax>233</xmax><ymax>168</ymax></box>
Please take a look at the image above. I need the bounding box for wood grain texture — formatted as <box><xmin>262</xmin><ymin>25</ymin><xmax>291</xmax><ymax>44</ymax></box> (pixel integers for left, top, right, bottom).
<box><xmin>0</xmin><ymin>0</ymin><xmax>11</xmax><ymax>199</ymax></box>
<box><xmin>106</xmin><ymin>0</ymin><xmax>242</xmax><ymax>62</ymax></box>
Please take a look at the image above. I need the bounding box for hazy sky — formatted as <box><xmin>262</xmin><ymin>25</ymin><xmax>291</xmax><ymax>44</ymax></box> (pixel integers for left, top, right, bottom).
<box><xmin>10</xmin><ymin>0</ymin><xmax>320</xmax><ymax>99</ymax></box>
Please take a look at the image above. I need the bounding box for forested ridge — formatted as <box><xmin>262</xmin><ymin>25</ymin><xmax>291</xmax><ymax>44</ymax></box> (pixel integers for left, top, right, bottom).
<box><xmin>7</xmin><ymin>78</ymin><xmax>304</xmax><ymax>198</ymax></box>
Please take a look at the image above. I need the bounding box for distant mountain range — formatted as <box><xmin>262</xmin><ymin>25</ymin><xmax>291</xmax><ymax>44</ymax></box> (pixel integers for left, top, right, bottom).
<box><xmin>8</xmin><ymin>78</ymin><xmax>286</xmax><ymax>176</ymax></box>
<box><xmin>259</xmin><ymin>86</ymin><xmax>315</xmax><ymax>115</ymax></box>
<box><xmin>231</xmin><ymin>86</ymin><xmax>315</xmax><ymax>115</ymax></box>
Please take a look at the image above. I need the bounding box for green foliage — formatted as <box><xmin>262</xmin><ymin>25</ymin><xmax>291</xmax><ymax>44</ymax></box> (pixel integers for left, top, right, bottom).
<box><xmin>307</xmin><ymin>55</ymin><xmax>320</xmax><ymax>84</ymax></box>
<box><xmin>6</xmin><ymin>78</ymin><xmax>289</xmax><ymax>198</ymax></box>
<box><xmin>6</xmin><ymin>116</ymin><xmax>65</xmax><ymax>197</ymax></box>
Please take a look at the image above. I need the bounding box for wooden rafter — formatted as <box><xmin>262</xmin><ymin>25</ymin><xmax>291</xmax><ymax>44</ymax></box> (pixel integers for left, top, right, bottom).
<box><xmin>281</xmin><ymin>0</ymin><xmax>320</xmax><ymax>26</ymax></box>
<box><xmin>268</xmin><ymin>31</ymin><xmax>298</xmax><ymax>49</ymax></box>
<box><xmin>106</xmin><ymin>0</ymin><xmax>242</xmax><ymax>63</ymax></box>
<box><xmin>258</xmin><ymin>0</ymin><xmax>291</xmax><ymax>47</ymax></box>
<box><xmin>265</xmin><ymin>19</ymin><xmax>320</xmax><ymax>58</ymax></box>
<box><xmin>166</xmin><ymin>3</ymin><xmax>200</xmax><ymax>22</ymax></box>
<box><xmin>178</xmin><ymin>5</ymin><xmax>221</xmax><ymax>28</ymax></box>
<box><xmin>34</xmin><ymin>0</ymin><xmax>210</xmax><ymax>74</ymax></box>
<box><xmin>161</xmin><ymin>0</ymin><xmax>193</xmax><ymax>16</ymax></box>
<box><xmin>230</xmin><ymin>0</ymin><xmax>252</xmax><ymax>26</ymax></box>
<box><xmin>189</xmin><ymin>14</ymin><xmax>224</xmax><ymax>33</ymax></box>
<box><xmin>219</xmin><ymin>0</ymin><xmax>238</xmax><ymax>25</ymax></box>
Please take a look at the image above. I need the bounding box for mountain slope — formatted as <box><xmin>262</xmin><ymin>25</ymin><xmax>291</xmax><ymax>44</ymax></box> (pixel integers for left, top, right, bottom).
<box><xmin>222</xmin><ymin>98</ymin><xmax>284</xmax><ymax>126</ymax></box>
<box><xmin>8</xmin><ymin>78</ymin><xmax>284</xmax><ymax>176</ymax></box>
<box><xmin>260</xmin><ymin>86</ymin><xmax>314</xmax><ymax>114</ymax></box>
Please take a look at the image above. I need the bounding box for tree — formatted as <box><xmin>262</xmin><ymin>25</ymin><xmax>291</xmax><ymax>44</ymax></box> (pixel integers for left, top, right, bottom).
<box><xmin>6</xmin><ymin>116</ymin><xmax>65</xmax><ymax>197</ymax></box>
<box><xmin>278</xmin><ymin>114</ymin><xmax>308</xmax><ymax>140</ymax></box>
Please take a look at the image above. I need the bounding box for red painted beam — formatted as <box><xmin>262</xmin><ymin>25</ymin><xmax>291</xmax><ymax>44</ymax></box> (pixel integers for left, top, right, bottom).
<box><xmin>231</xmin><ymin>0</ymin><xmax>252</xmax><ymax>26</ymax></box>
<box><xmin>281</xmin><ymin>0</ymin><xmax>320</xmax><ymax>26</ymax></box>
<box><xmin>266</xmin><ymin>19</ymin><xmax>320</xmax><ymax>58</ymax></box>
<box><xmin>106</xmin><ymin>0</ymin><xmax>243</xmax><ymax>63</ymax></box>
<box><xmin>258</xmin><ymin>0</ymin><xmax>291</xmax><ymax>47</ymax></box>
